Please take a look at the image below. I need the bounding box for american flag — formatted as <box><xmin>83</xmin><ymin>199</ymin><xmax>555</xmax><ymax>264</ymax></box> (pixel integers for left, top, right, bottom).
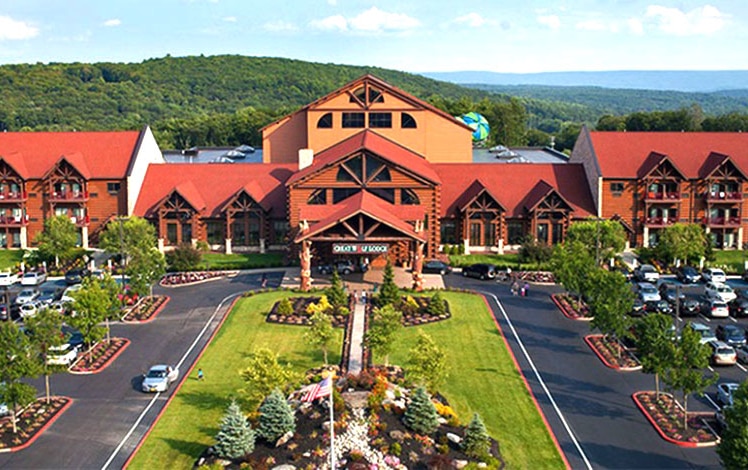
<box><xmin>301</xmin><ymin>376</ymin><xmax>332</xmax><ymax>402</ymax></box>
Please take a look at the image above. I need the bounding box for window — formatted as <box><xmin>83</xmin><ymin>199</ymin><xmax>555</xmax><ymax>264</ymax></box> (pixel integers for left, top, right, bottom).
<box><xmin>507</xmin><ymin>221</ymin><xmax>524</xmax><ymax>245</ymax></box>
<box><xmin>610</xmin><ymin>182</ymin><xmax>624</xmax><ymax>195</ymax></box>
<box><xmin>333</xmin><ymin>188</ymin><xmax>360</xmax><ymax>204</ymax></box>
<box><xmin>469</xmin><ymin>223</ymin><xmax>481</xmax><ymax>246</ymax></box>
<box><xmin>552</xmin><ymin>223</ymin><xmax>564</xmax><ymax>244</ymax></box>
<box><xmin>401</xmin><ymin>189</ymin><xmax>420</xmax><ymax>205</ymax></box>
<box><xmin>350</xmin><ymin>86</ymin><xmax>384</xmax><ymax>104</ymax></box>
<box><xmin>317</xmin><ymin>113</ymin><xmax>333</xmax><ymax>128</ymax></box>
<box><xmin>107</xmin><ymin>182</ymin><xmax>121</xmax><ymax>194</ymax></box>
<box><xmin>369</xmin><ymin>112</ymin><xmax>392</xmax><ymax>128</ymax></box>
<box><xmin>536</xmin><ymin>223</ymin><xmax>549</xmax><ymax>244</ymax></box>
<box><xmin>181</xmin><ymin>222</ymin><xmax>192</xmax><ymax>244</ymax></box>
<box><xmin>307</xmin><ymin>189</ymin><xmax>327</xmax><ymax>205</ymax></box>
<box><xmin>369</xmin><ymin>188</ymin><xmax>395</xmax><ymax>204</ymax></box>
<box><xmin>206</xmin><ymin>221</ymin><xmax>223</xmax><ymax>245</ymax></box>
<box><xmin>485</xmin><ymin>222</ymin><xmax>497</xmax><ymax>246</ymax></box>
<box><xmin>401</xmin><ymin>113</ymin><xmax>417</xmax><ymax>128</ymax></box>
<box><xmin>167</xmin><ymin>223</ymin><xmax>178</xmax><ymax>244</ymax></box>
<box><xmin>342</xmin><ymin>112</ymin><xmax>365</xmax><ymax>128</ymax></box>
<box><xmin>273</xmin><ymin>221</ymin><xmax>289</xmax><ymax>244</ymax></box>
<box><xmin>440</xmin><ymin>220</ymin><xmax>457</xmax><ymax>244</ymax></box>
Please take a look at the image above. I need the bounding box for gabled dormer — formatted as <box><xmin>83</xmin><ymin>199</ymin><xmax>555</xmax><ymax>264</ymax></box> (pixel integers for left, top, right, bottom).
<box><xmin>43</xmin><ymin>154</ymin><xmax>91</xmax><ymax>203</ymax></box>
<box><xmin>699</xmin><ymin>152</ymin><xmax>747</xmax><ymax>202</ymax></box>
<box><xmin>523</xmin><ymin>180</ymin><xmax>574</xmax><ymax>244</ymax></box>
<box><xmin>638</xmin><ymin>152</ymin><xmax>686</xmax><ymax>202</ymax></box>
<box><xmin>0</xmin><ymin>153</ymin><xmax>29</xmax><ymax>203</ymax></box>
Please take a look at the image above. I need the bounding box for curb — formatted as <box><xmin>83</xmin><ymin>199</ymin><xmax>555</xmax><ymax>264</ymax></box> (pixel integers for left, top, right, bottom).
<box><xmin>584</xmin><ymin>335</ymin><xmax>642</xmax><ymax>371</ymax></box>
<box><xmin>0</xmin><ymin>396</ymin><xmax>73</xmax><ymax>453</ymax></box>
<box><xmin>69</xmin><ymin>338</ymin><xmax>131</xmax><ymax>375</ymax></box>
<box><xmin>632</xmin><ymin>392</ymin><xmax>720</xmax><ymax>448</ymax></box>
<box><xmin>121</xmin><ymin>296</ymin><xmax>171</xmax><ymax>324</ymax></box>
<box><xmin>550</xmin><ymin>294</ymin><xmax>593</xmax><ymax>321</ymax></box>
<box><xmin>481</xmin><ymin>294</ymin><xmax>572</xmax><ymax>470</ymax></box>
<box><xmin>123</xmin><ymin>294</ymin><xmax>243</xmax><ymax>469</ymax></box>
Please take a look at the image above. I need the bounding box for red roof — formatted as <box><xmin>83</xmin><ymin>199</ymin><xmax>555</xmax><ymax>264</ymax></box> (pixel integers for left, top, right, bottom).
<box><xmin>434</xmin><ymin>163</ymin><xmax>595</xmax><ymax>218</ymax></box>
<box><xmin>0</xmin><ymin>131</ymin><xmax>143</xmax><ymax>179</ymax></box>
<box><xmin>589</xmin><ymin>131</ymin><xmax>748</xmax><ymax>178</ymax></box>
<box><xmin>133</xmin><ymin>163</ymin><xmax>296</xmax><ymax>218</ymax></box>
<box><xmin>295</xmin><ymin>190</ymin><xmax>426</xmax><ymax>242</ymax></box>
<box><xmin>287</xmin><ymin>130</ymin><xmax>440</xmax><ymax>186</ymax></box>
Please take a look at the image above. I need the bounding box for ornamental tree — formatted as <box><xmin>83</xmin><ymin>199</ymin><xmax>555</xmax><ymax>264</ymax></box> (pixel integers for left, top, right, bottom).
<box><xmin>35</xmin><ymin>215</ymin><xmax>78</xmax><ymax>267</ymax></box>
<box><xmin>462</xmin><ymin>413</ymin><xmax>491</xmax><ymax>458</ymax></box>
<box><xmin>406</xmin><ymin>330</ymin><xmax>447</xmax><ymax>393</ymax></box>
<box><xmin>565</xmin><ymin>219</ymin><xmax>626</xmax><ymax>266</ymax></box>
<box><xmin>304</xmin><ymin>310</ymin><xmax>336</xmax><ymax>365</ymax></box>
<box><xmin>325</xmin><ymin>270</ymin><xmax>349</xmax><ymax>315</ymax></box>
<box><xmin>365</xmin><ymin>304</ymin><xmax>403</xmax><ymax>366</ymax></box>
<box><xmin>588</xmin><ymin>268</ymin><xmax>634</xmax><ymax>357</ymax></box>
<box><xmin>0</xmin><ymin>321</ymin><xmax>39</xmax><ymax>434</ymax></box>
<box><xmin>213</xmin><ymin>399</ymin><xmax>256</xmax><ymax>460</ymax></box>
<box><xmin>403</xmin><ymin>386</ymin><xmax>439</xmax><ymax>435</ymax></box>
<box><xmin>258</xmin><ymin>389</ymin><xmax>296</xmax><ymax>443</ymax></box>
<box><xmin>68</xmin><ymin>275</ymin><xmax>121</xmax><ymax>346</ymax></box>
<box><xmin>240</xmin><ymin>348</ymin><xmax>297</xmax><ymax>409</ymax></box>
<box><xmin>126</xmin><ymin>246</ymin><xmax>166</xmax><ymax>297</ymax></box>
<box><xmin>632</xmin><ymin>313</ymin><xmax>674</xmax><ymax>399</ymax></box>
<box><xmin>656</xmin><ymin>223</ymin><xmax>709</xmax><ymax>266</ymax></box>
<box><xmin>718</xmin><ymin>381</ymin><xmax>748</xmax><ymax>469</ymax></box>
<box><xmin>550</xmin><ymin>241</ymin><xmax>595</xmax><ymax>310</ymax></box>
<box><xmin>24</xmin><ymin>306</ymin><xmax>66</xmax><ymax>403</ymax></box>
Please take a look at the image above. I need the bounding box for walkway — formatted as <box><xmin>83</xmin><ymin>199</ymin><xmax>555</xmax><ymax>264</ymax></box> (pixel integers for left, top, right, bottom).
<box><xmin>347</xmin><ymin>301</ymin><xmax>366</xmax><ymax>375</ymax></box>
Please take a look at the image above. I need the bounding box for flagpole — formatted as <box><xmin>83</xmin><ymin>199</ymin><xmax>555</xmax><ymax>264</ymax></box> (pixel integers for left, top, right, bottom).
<box><xmin>329</xmin><ymin>373</ymin><xmax>335</xmax><ymax>470</ymax></box>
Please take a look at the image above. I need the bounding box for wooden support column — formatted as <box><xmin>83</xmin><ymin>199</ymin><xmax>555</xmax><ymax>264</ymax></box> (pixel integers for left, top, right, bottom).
<box><xmin>412</xmin><ymin>241</ymin><xmax>424</xmax><ymax>292</ymax></box>
<box><xmin>300</xmin><ymin>239</ymin><xmax>312</xmax><ymax>292</ymax></box>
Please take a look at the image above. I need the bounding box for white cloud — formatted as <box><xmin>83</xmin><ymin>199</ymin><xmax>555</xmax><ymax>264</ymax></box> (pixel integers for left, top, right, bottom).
<box><xmin>309</xmin><ymin>15</ymin><xmax>348</xmax><ymax>32</ymax></box>
<box><xmin>453</xmin><ymin>13</ymin><xmax>490</xmax><ymax>28</ymax></box>
<box><xmin>645</xmin><ymin>4</ymin><xmax>727</xmax><ymax>36</ymax></box>
<box><xmin>263</xmin><ymin>20</ymin><xmax>298</xmax><ymax>32</ymax></box>
<box><xmin>537</xmin><ymin>15</ymin><xmax>560</xmax><ymax>30</ymax></box>
<box><xmin>103</xmin><ymin>19</ymin><xmax>121</xmax><ymax>27</ymax></box>
<box><xmin>348</xmin><ymin>7</ymin><xmax>420</xmax><ymax>32</ymax></box>
<box><xmin>627</xmin><ymin>17</ymin><xmax>644</xmax><ymax>35</ymax></box>
<box><xmin>222</xmin><ymin>16</ymin><xmax>237</xmax><ymax>23</ymax></box>
<box><xmin>327</xmin><ymin>0</ymin><xmax>337</xmax><ymax>5</ymax></box>
<box><xmin>575</xmin><ymin>19</ymin><xmax>606</xmax><ymax>31</ymax></box>
<box><xmin>0</xmin><ymin>15</ymin><xmax>39</xmax><ymax>40</ymax></box>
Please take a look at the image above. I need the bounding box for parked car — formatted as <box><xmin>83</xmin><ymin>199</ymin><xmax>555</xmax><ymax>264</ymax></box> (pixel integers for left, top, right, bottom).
<box><xmin>61</xmin><ymin>325</ymin><xmax>84</xmax><ymax>350</ymax></box>
<box><xmin>708</xmin><ymin>340</ymin><xmax>737</xmax><ymax>366</ymax></box>
<box><xmin>736</xmin><ymin>344</ymin><xmax>748</xmax><ymax>364</ymax></box>
<box><xmin>142</xmin><ymin>365</ymin><xmax>179</xmax><ymax>393</ymax></box>
<box><xmin>700</xmin><ymin>298</ymin><xmax>730</xmax><ymax>318</ymax></box>
<box><xmin>19</xmin><ymin>300</ymin><xmax>43</xmax><ymax>319</ymax></box>
<box><xmin>37</xmin><ymin>287</ymin><xmax>61</xmax><ymax>305</ymax></box>
<box><xmin>634</xmin><ymin>264</ymin><xmax>660</xmax><ymax>282</ymax></box>
<box><xmin>629</xmin><ymin>297</ymin><xmax>646</xmax><ymax>317</ymax></box>
<box><xmin>422</xmin><ymin>260</ymin><xmax>452</xmax><ymax>275</ymax></box>
<box><xmin>46</xmin><ymin>342</ymin><xmax>79</xmax><ymax>366</ymax></box>
<box><xmin>20</xmin><ymin>271</ymin><xmax>47</xmax><ymax>286</ymax></box>
<box><xmin>60</xmin><ymin>284</ymin><xmax>82</xmax><ymax>304</ymax></box>
<box><xmin>64</xmin><ymin>268</ymin><xmax>90</xmax><ymax>285</ymax></box>
<box><xmin>678</xmin><ymin>298</ymin><xmax>701</xmax><ymax>316</ymax></box>
<box><xmin>0</xmin><ymin>304</ymin><xmax>8</xmax><ymax>321</ymax></box>
<box><xmin>317</xmin><ymin>260</ymin><xmax>355</xmax><ymax>275</ymax></box>
<box><xmin>461</xmin><ymin>263</ymin><xmax>496</xmax><ymax>280</ymax></box>
<box><xmin>729</xmin><ymin>296</ymin><xmax>748</xmax><ymax>317</ymax></box>
<box><xmin>645</xmin><ymin>299</ymin><xmax>673</xmax><ymax>315</ymax></box>
<box><xmin>702</xmin><ymin>267</ymin><xmax>727</xmax><ymax>283</ymax></box>
<box><xmin>15</xmin><ymin>288</ymin><xmax>39</xmax><ymax>305</ymax></box>
<box><xmin>717</xmin><ymin>382</ymin><xmax>741</xmax><ymax>407</ymax></box>
<box><xmin>716</xmin><ymin>324</ymin><xmax>747</xmax><ymax>347</ymax></box>
<box><xmin>659</xmin><ymin>285</ymin><xmax>685</xmax><ymax>305</ymax></box>
<box><xmin>0</xmin><ymin>272</ymin><xmax>19</xmax><ymax>287</ymax></box>
<box><xmin>688</xmin><ymin>322</ymin><xmax>717</xmax><ymax>344</ymax></box>
<box><xmin>636</xmin><ymin>282</ymin><xmax>661</xmax><ymax>302</ymax></box>
<box><xmin>675</xmin><ymin>266</ymin><xmax>701</xmax><ymax>284</ymax></box>
<box><xmin>705</xmin><ymin>281</ymin><xmax>737</xmax><ymax>303</ymax></box>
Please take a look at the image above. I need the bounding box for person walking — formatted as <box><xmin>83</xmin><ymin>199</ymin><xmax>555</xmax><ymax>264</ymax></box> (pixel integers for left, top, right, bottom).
<box><xmin>260</xmin><ymin>273</ymin><xmax>268</xmax><ymax>288</ymax></box>
<box><xmin>197</xmin><ymin>368</ymin><xmax>204</xmax><ymax>381</ymax></box>
<box><xmin>361</xmin><ymin>290</ymin><xmax>367</xmax><ymax>304</ymax></box>
<box><xmin>511</xmin><ymin>280</ymin><xmax>519</xmax><ymax>296</ymax></box>
<box><xmin>523</xmin><ymin>282</ymin><xmax>530</xmax><ymax>297</ymax></box>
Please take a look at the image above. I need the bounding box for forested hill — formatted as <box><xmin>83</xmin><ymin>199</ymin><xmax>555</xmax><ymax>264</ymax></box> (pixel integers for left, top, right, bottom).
<box><xmin>0</xmin><ymin>55</ymin><xmax>489</xmax><ymax>134</ymax></box>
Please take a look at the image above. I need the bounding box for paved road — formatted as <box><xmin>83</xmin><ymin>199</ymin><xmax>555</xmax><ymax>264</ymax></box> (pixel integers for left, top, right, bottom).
<box><xmin>445</xmin><ymin>274</ymin><xmax>724</xmax><ymax>469</ymax></box>
<box><xmin>0</xmin><ymin>270</ymin><xmax>281</xmax><ymax>469</ymax></box>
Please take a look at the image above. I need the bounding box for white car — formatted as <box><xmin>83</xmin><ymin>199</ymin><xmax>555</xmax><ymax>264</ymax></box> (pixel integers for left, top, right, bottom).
<box><xmin>142</xmin><ymin>365</ymin><xmax>179</xmax><ymax>393</ymax></box>
<box><xmin>634</xmin><ymin>264</ymin><xmax>660</xmax><ymax>283</ymax></box>
<box><xmin>702</xmin><ymin>268</ymin><xmax>727</xmax><ymax>283</ymax></box>
<box><xmin>636</xmin><ymin>282</ymin><xmax>661</xmax><ymax>302</ymax></box>
<box><xmin>0</xmin><ymin>272</ymin><xmax>19</xmax><ymax>287</ymax></box>
<box><xmin>46</xmin><ymin>343</ymin><xmax>79</xmax><ymax>366</ymax></box>
<box><xmin>19</xmin><ymin>300</ymin><xmax>43</xmax><ymax>319</ymax></box>
<box><xmin>60</xmin><ymin>283</ymin><xmax>82</xmax><ymax>304</ymax></box>
<box><xmin>705</xmin><ymin>281</ymin><xmax>737</xmax><ymax>303</ymax></box>
<box><xmin>717</xmin><ymin>382</ymin><xmax>740</xmax><ymax>407</ymax></box>
<box><xmin>20</xmin><ymin>271</ymin><xmax>47</xmax><ymax>286</ymax></box>
<box><xmin>15</xmin><ymin>288</ymin><xmax>39</xmax><ymax>305</ymax></box>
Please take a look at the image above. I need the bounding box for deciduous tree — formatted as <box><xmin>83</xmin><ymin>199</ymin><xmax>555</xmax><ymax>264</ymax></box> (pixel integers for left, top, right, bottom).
<box><xmin>365</xmin><ymin>304</ymin><xmax>403</xmax><ymax>366</ymax></box>
<box><xmin>24</xmin><ymin>307</ymin><xmax>66</xmax><ymax>403</ymax></box>
<box><xmin>240</xmin><ymin>348</ymin><xmax>296</xmax><ymax>409</ymax></box>
<box><xmin>406</xmin><ymin>330</ymin><xmax>447</xmax><ymax>393</ymax></box>
<box><xmin>304</xmin><ymin>311</ymin><xmax>336</xmax><ymax>366</ymax></box>
<box><xmin>632</xmin><ymin>313</ymin><xmax>674</xmax><ymax>399</ymax></box>
<box><xmin>0</xmin><ymin>322</ymin><xmax>39</xmax><ymax>434</ymax></box>
<box><xmin>718</xmin><ymin>381</ymin><xmax>748</xmax><ymax>469</ymax></box>
<box><xmin>35</xmin><ymin>215</ymin><xmax>78</xmax><ymax>267</ymax></box>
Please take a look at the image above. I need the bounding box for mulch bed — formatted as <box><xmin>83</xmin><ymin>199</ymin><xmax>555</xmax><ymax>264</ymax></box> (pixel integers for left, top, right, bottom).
<box><xmin>633</xmin><ymin>391</ymin><xmax>720</xmax><ymax>447</ymax></box>
<box><xmin>160</xmin><ymin>271</ymin><xmax>227</xmax><ymax>287</ymax></box>
<box><xmin>584</xmin><ymin>335</ymin><xmax>641</xmax><ymax>371</ymax></box>
<box><xmin>69</xmin><ymin>338</ymin><xmax>130</xmax><ymax>374</ymax></box>
<box><xmin>266</xmin><ymin>297</ymin><xmax>349</xmax><ymax>328</ymax></box>
<box><xmin>515</xmin><ymin>271</ymin><xmax>556</xmax><ymax>284</ymax></box>
<box><xmin>121</xmin><ymin>295</ymin><xmax>170</xmax><ymax>323</ymax></box>
<box><xmin>396</xmin><ymin>296</ymin><xmax>451</xmax><ymax>327</ymax></box>
<box><xmin>0</xmin><ymin>396</ymin><xmax>72</xmax><ymax>451</ymax></box>
<box><xmin>551</xmin><ymin>293</ymin><xmax>592</xmax><ymax>320</ymax></box>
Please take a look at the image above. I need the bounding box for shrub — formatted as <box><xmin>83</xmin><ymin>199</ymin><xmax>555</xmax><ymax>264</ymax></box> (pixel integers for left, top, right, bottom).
<box><xmin>306</xmin><ymin>295</ymin><xmax>332</xmax><ymax>316</ymax></box>
<box><xmin>518</xmin><ymin>236</ymin><xmax>552</xmax><ymax>267</ymax></box>
<box><xmin>166</xmin><ymin>244</ymin><xmax>202</xmax><ymax>271</ymax></box>
<box><xmin>426</xmin><ymin>291</ymin><xmax>446</xmax><ymax>316</ymax></box>
<box><xmin>399</xmin><ymin>295</ymin><xmax>420</xmax><ymax>316</ymax></box>
<box><xmin>213</xmin><ymin>399</ymin><xmax>256</xmax><ymax>460</ymax></box>
<box><xmin>258</xmin><ymin>389</ymin><xmax>296</xmax><ymax>443</ymax></box>
<box><xmin>462</xmin><ymin>413</ymin><xmax>491</xmax><ymax>458</ymax></box>
<box><xmin>325</xmin><ymin>270</ymin><xmax>348</xmax><ymax>314</ymax></box>
<box><xmin>403</xmin><ymin>387</ymin><xmax>439</xmax><ymax>435</ymax></box>
<box><xmin>390</xmin><ymin>442</ymin><xmax>402</xmax><ymax>456</ymax></box>
<box><xmin>276</xmin><ymin>298</ymin><xmax>293</xmax><ymax>316</ymax></box>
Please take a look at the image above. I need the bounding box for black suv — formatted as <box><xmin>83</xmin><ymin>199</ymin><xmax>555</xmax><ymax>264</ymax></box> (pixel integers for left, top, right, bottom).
<box><xmin>317</xmin><ymin>260</ymin><xmax>355</xmax><ymax>275</ymax></box>
<box><xmin>675</xmin><ymin>266</ymin><xmax>701</xmax><ymax>284</ymax></box>
<box><xmin>461</xmin><ymin>263</ymin><xmax>496</xmax><ymax>280</ymax></box>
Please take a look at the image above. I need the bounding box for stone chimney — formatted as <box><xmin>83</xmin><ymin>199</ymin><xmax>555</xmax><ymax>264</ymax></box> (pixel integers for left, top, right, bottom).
<box><xmin>299</xmin><ymin>148</ymin><xmax>314</xmax><ymax>170</ymax></box>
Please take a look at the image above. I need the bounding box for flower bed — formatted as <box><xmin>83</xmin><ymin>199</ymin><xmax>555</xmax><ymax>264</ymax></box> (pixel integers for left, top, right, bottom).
<box><xmin>0</xmin><ymin>396</ymin><xmax>72</xmax><ymax>451</ymax></box>
<box><xmin>584</xmin><ymin>335</ymin><xmax>641</xmax><ymax>371</ymax></box>
<box><xmin>121</xmin><ymin>295</ymin><xmax>170</xmax><ymax>323</ymax></box>
<box><xmin>633</xmin><ymin>391</ymin><xmax>720</xmax><ymax>447</ymax></box>
<box><xmin>516</xmin><ymin>271</ymin><xmax>556</xmax><ymax>284</ymax></box>
<box><xmin>396</xmin><ymin>295</ymin><xmax>451</xmax><ymax>327</ymax></box>
<box><xmin>266</xmin><ymin>297</ymin><xmax>349</xmax><ymax>328</ymax></box>
<box><xmin>160</xmin><ymin>271</ymin><xmax>227</xmax><ymax>287</ymax></box>
<box><xmin>551</xmin><ymin>293</ymin><xmax>592</xmax><ymax>320</ymax></box>
<box><xmin>70</xmin><ymin>338</ymin><xmax>130</xmax><ymax>374</ymax></box>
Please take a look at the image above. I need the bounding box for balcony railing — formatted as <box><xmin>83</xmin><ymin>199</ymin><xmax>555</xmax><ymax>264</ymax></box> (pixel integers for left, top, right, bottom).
<box><xmin>703</xmin><ymin>216</ymin><xmax>741</xmax><ymax>227</ymax></box>
<box><xmin>706</xmin><ymin>191</ymin><xmax>742</xmax><ymax>202</ymax></box>
<box><xmin>645</xmin><ymin>216</ymin><xmax>677</xmax><ymax>227</ymax></box>
<box><xmin>0</xmin><ymin>215</ymin><xmax>28</xmax><ymax>227</ymax></box>
<box><xmin>71</xmin><ymin>215</ymin><xmax>89</xmax><ymax>227</ymax></box>
<box><xmin>0</xmin><ymin>191</ymin><xmax>27</xmax><ymax>202</ymax></box>
<box><xmin>49</xmin><ymin>190</ymin><xmax>88</xmax><ymax>202</ymax></box>
<box><xmin>645</xmin><ymin>191</ymin><xmax>680</xmax><ymax>202</ymax></box>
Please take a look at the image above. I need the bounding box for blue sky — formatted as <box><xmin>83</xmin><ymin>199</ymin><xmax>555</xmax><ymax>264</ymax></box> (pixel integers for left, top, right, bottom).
<box><xmin>0</xmin><ymin>0</ymin><xmax>745</xmax><ymax>72</ymax></box>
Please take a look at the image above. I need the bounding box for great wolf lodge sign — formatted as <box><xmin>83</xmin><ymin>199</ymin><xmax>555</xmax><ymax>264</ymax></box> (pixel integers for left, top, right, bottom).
<box><xmin>332</xmin><ymin>243</ymin><xmax>388</xmax><ymax>254</ymax></box>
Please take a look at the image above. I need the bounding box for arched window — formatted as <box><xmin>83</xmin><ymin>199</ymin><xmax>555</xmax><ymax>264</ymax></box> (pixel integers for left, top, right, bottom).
<box><xmin>401</xmin><ymin>188</ymin><xmax>420</xmax><ymax>205</ymax></box>
<box><xmin>401</xmin><ymin>113</ymin><xmax>417</xmax><ymax>128</ymax></box>
<box><xmin>350</xmin><ymin>86</ymin><xmax>384</xmax><ymax>104</ymax></box>
<box><xmin>307</xmin><ymin>188</ymin><xmax>327</xmax><ymax>205</ymax></box>
<box><xmin>317</xmin><ymin>113</ymin><xmax>332</xmax><ymax>128</ymax></box>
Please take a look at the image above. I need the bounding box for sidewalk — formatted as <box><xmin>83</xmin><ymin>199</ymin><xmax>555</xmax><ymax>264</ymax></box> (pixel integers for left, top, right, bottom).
<box><xmin>281</xmin><ymin>266</ymin><xmax>445</xmax><ymax>292</ymax></box>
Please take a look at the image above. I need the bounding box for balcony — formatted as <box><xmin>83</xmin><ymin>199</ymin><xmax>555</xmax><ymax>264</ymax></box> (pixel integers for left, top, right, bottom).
<box><xmin>71</xmin><ymin>215</ymin><xmax>90</xmax><ymax>227</ymax></box>
<box><xmin>706</xmin><ymin>191</ymin><xmax>742</xmax><ymax>202</ymax></box>
<box><xmin>703</xmin><ymin>216</ymin><xmax>741</xmax><ymax>228</ymax></box>
<box><xmin>645</xmin><ymin>216</ymin><xmax>677</xmax><ymax>227</ymax></box>
<box><xmin>0</xmin><ymin>191</ymin><xmax>27</xmax><ymax>202</ymax></box>
<box><xmin>48</xmin><ymin>190</ymin><xmax>88</xmax><ymax>202</ymax></box>
<box><xmin>645</xmin><ymin>191</ymin><xmax>680</xmax><ymax>202</ymax></box>
<box><xmin>0</xmin><ymin>215</ymin><xmax>28</xmax><ymax>227</ymax></box>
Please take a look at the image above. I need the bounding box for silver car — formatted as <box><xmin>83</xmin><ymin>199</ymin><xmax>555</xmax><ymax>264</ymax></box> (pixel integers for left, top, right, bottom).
<box><xmin>142</xmin><ymin>365</ymin><xmax>179</xmax><ymax>393</ymax></box>
<box><xmin>717</xmin><ymin>382</ymin><xmax>740</xmax><ymax>407</ymax></box>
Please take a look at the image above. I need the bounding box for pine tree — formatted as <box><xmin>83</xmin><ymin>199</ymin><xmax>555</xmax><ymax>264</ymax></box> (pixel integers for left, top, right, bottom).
<box><xmin>325</xmin><ymin>270</ymin><xmax>349</xmax><ymax>315</ymax></box>
<box><xmin>258</xmin><ymin>389</ymin><xmax>296</xmax><ymax>443</ymax></box>
<box><xmin>426</xmin><ymin>290</ymin><xmax>446</xmax><ymax>316</ymax></box>
<box><xmin>462</xmin><ymin>413</ymin><xmax>491</xmax><ymax>458</ymax></box>
<box><xmin>213</xmin><ymin>399</ymin><xmax>256</xmax><ymax>460</ymax></box>
<box><xmin>377</xmin><ymin>261</ymin><xmax>399</xmax><ymax>307</ymax></box>
<box><xmin>403</xmin><ymin>386</ymin><xmax>439</xmax><ymax>435</ymax></box>
<box><xmin>276</xmin><ymin>297</ymin><xmax>294</xmax><ymax>316</ymax></box>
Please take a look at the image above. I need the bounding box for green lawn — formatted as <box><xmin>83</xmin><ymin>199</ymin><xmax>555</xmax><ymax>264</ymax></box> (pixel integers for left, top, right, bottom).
<box><xmin>200</xmin><ymin>252</ymin><xmax>285</xmax><ymax>270</ymax></box>
<box><xmin>447</xmin><ymin>252</ymin><xmax>549</xmax><ymax>271</ymax></box>
<box><xmin>383</xmin><ymin>293</ymin><xmax>565</xmax><ymax>469</ymax></box>
<box><xmin>0</xmin><ymin>250</ymin><xmax>24</xmax><ymax>271</ymax></box>
<box><xmin>711</xmin><ymin>250</ymin><xmax>748</xmax><ymax>273</ymax></box>
<box><xmin>127</xmin><ymin>291</ymin><xmax>342</xmax><ymax>470</ymax></box>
